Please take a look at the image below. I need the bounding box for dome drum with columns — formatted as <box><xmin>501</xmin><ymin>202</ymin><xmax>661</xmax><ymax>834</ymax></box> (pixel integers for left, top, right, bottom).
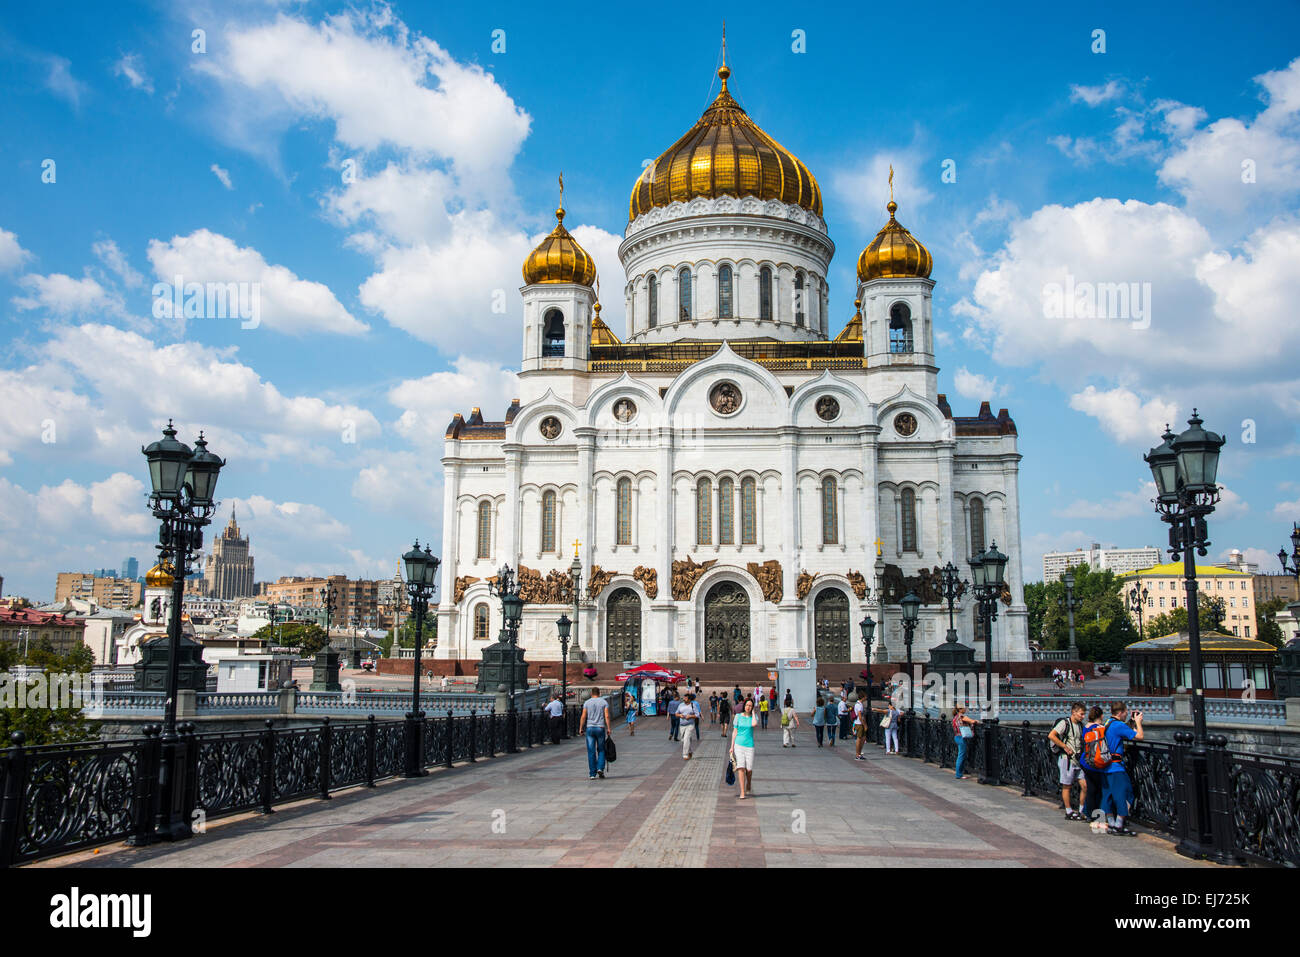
<box><xmin>438</xmin><ymin>52</ymin><xmax>1030</xmax><ymax>668</ymax></box>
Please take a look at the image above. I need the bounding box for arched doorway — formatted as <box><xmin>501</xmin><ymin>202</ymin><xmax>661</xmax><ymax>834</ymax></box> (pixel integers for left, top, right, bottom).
<box><xmin>814</xmin><ymin>588</ymin><xmax>851</xmax><ymax>663</ymax></box>
<box><xmin>606</xmin><ymin>588</ymin><xmax>641</xmax><ymax>663</ymax></box>
<box><xmin>704</xmin><ymin>581</ymin><xmax>750</xmax><ymax>662</ymax></box>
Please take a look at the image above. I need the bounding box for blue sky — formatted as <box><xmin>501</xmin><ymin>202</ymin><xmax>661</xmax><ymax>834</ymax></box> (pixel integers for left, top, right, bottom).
<box><xmin>1</xmin><ymin>0</ymin><xmax>1299</xmax><ymax>600</ymax></box>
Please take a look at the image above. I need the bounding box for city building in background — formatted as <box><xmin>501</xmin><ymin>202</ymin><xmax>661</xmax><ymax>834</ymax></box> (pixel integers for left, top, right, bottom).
<box><xmin>54</xmin><ymin>573</ymin><xmax>142</xmax><ymax>609</ymax></box>
<box><xmin>121</xmin><ymin>556</ymin><xmax>140</xmax><ymax>581</ymax></box>
<box><xmin>1214</xmin><ymin>549</ymin><xmax>1259</xmax><ymax>575</ymax></box>
<box><xmin>264</xmin><ymin>574</ymin><xmax>396</xmax><ymax>630</ymax></box>
<box><xmin>1254</xmin><ymin>573</ymin><xmax>1299</xmax><ymax>606</ymax></box>
<box><xmin>0</xmin><ymin>605</ymin><xmax>87</xmax><ymax>655</ymax></box>
<box><xmin>201</xmin><ymin>507</ymin><xmax>256</xmax><ymax>600</ymax></box>
<box><xmin>1042</xmin><ymin>544</ymin><xmax>1161</xmax><ymax>582</ymax></box>
<box><xmin>1118</xmin><ymin>562</ymin><xmax>1258</xmax><ymax>638</ymax></box>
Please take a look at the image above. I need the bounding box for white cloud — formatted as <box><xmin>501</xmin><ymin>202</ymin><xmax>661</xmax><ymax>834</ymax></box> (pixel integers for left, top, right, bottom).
<box><xmin>1274</xmin><ymin>498</ymin><xmax>1300</xmax><ymax>518</ymax></box>
<box><xmin>113</xmin><ymin>53</ymin><xmax>154</xmax><ymax>94</ymax></box>
<box><xmin>210</xmin><ymin>163</ymin><xmax>234</xmax><ymax>190</ymax></box>
<box><xmin>326</xmin><ymin>161</ymin><xmax>453</xmax><ymax>246</ymax></box>
<box><xmin>92</xmin><ymin>239</ymin><xmax>144</xmax><ymax>289</ymax></box>
<box><xmin>953</xmin><ymin>367</ymin><xmax>1005</xmax><ymax>401</ymax></box>
<box><xmin>388</xmin><ymin>356</ymin><xmax>518</xmax><ymax>446</ymax></box>
<box><xmin>147</xmin><ymin>229</ymin><xmax>368</xmax><ymax>336</ymax></box>
<box><xmin>203</xmin><ymin>9</ymin><xmax>530</xmax><ymax>199</ymax></box>
<box><xmin>44</xmin><ymin>55</ymin><xmax>87</xmax><ymax>108</ymax></box>
<box><xmin>352</xmin><ymin>450</ymin><xmax>442</xmax><ymax>525</ymax></box>
<box><xmin>1053</xmin><ymin>481</ymin><xmax>1156</xmax><ymax>520</ymax></box>
<box><xmin>13</xmin><ymin>273</ymin><xmax>122</xmax><ymax>316</ymax></box>
<box><xmin>1069</xmin><ymin>386</ymin><xmax>1179</xmax><ymax>444</ymax></box>
<box><xmin>830</xmin><ymin>151</ymin><xmax>934</xmax><ymax>232</ymax></box>
<box><xmin>1158</xmin><ymin>56</ymin><xmax>1300</xmax><ymax>238</ymax></box>
<box><xmin>0</xmin><ymin>228</ymin><xmax>32</xmax><ymax>272</ymax></box>
<box><xmin>1070</xmin><ymin>80</ymin><xmax>1124</xmax><ymax>107</ymax></box>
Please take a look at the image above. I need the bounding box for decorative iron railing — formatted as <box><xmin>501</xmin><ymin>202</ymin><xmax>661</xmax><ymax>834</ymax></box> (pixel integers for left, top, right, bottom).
<box><xmin>866</xmin><ymin>707</ymin><xmax>1299</xmax><ymax>867</ymax></box>
<box><xmin>0</xmin><ymin>699</ymin><xmax>590</xmax><ymax>867</ymax></box>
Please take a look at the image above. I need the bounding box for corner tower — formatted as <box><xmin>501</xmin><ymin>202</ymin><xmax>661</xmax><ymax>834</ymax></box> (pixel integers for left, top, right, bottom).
<box><xmin>520</xmin><ymin>204</ymin><xmax>598</xmax><ymax>376</ymax></box>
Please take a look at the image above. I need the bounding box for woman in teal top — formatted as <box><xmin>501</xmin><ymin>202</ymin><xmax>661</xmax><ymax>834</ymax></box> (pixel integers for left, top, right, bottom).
<box><xmin>730</xmin><ymin>698</ymin><xmax>758</xmax><ymax>799</ymax></box>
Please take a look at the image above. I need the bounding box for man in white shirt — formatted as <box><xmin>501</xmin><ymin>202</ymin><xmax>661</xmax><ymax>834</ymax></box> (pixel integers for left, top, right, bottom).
<box><xmin>853</xmin><ymin>695</ymin><xmax>868</xmax><ymax>760</ymax></box>
<box><xmin>544</xmin><ymin>692</ymin><xmax>565</xmax><ymax>744</ymax></box>
<box><xmin>679</xmin><ymin>693</ymin><xmax>700</xmax><ymax>759</ymax></box>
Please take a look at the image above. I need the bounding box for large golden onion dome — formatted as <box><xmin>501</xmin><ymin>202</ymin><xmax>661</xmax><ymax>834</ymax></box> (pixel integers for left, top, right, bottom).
<box><xmin>857</xmin><ymin>200</ymin><xmax>933</xmax><ymax>282</ymax></box>
<box><xmin>628</xmin><ymin>63</ymin><xmax>822</xmax><ymax>222</ymax></box>
<box><xmin>145</xmin><ymin>563</ymin><xmax>174</xmax><ymax>588</ymax></box>
<box><xmin>522</xmin><ymin>207</ymin><xmax>597</xmax><ymax>286</ymax></box>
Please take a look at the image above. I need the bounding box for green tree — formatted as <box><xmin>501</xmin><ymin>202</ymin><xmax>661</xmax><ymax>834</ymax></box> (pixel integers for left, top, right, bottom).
<box><xmin>1141</xmin><ymin>593</ymin><xmax>1224</xmax><ymax>640</ymax></box>
<box><xmin>250</xmin><ymin>621</ymin><xmax>329</xmax><ymax>655</ymax></box>
<box><xmin>1</xmin><ymin>641</ymin><xmax>102</xmax><ymax>745</ymax></box>
<box><xmin>1256</xmin><ymin>596</ymin><xmax>1290</xmax><ymax>649</ymax></box>
<box><xmin>1029</xmin><ymin>564</ymin><xmax>1133</xmax><ymax>658</ymax></box>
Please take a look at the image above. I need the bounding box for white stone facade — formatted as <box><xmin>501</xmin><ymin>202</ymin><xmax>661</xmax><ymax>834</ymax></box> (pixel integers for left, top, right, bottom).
<box><xmin>436</xmin><ymin>199</ymin><xmax>1031</xmax><ymax>665</ymax></box>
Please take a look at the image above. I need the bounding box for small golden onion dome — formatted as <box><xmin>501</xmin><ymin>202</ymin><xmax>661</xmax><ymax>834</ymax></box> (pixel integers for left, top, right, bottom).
<box><xmin>857</xmin><ymin>201</ymin><xmax>933</xmax><ymax>282</ymax></box>
<box><xmin>629</xmin><ymin>63</ymin><xmax>822</xmax><ymax>222</ymax></box>
<box><xmin>522</xmin><ymin>207</ymin><xmax>597</xmax><ymax>286</ymax></box>
<box><xmin>590</xmin><ymin>301</ymin><xmax>622</xmax><ymax>346</ymax></box>
<box><xmin>834</xmin><ymin>299</ymin><xmax>864</xmax><ymax>343</ymax></box>
<box><xmin>145</xmin><ymin>563</ymin><xmax>174</xmax><ymax>588</ymax></box>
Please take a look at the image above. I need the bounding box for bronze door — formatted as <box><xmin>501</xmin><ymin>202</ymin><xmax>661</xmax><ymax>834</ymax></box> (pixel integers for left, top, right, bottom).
<box><xmin>704</xmin><ymin>581</ymin><xmax>751</xmax><ymax>662</ymax></box>
<box><xmin>606</xmin><ymin>588</ymin><xmax>641</xmax><ymax>663</ymax></box>
<box><xmin>814</xmin><ymin>588</ymin><xmax>850</xmax><ymax>662</ymax></box>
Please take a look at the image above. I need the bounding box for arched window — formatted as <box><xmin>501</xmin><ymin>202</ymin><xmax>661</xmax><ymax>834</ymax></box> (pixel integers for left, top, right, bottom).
<box><xmin>541</xmin><ymin>490</ymin><xmax>557</xmax><ymax>553</ymax></box>
<box><xmin>718</xmin><ymin>264</ymin><xmax>733</xmax><ymax>318</ymax></box>
<box><xmin>679</xmin><ymin>267</ymin><xmax>692</xmax><ymax>321</ymax></box>
<box><xmin>543</xmin><ymin>309</ymin><xmax>565</xmax><ymax>357</ymax></box>
<box><xmin>889</xmin><ymin>303</ymin><xmax>913</xmax><ymax>353</ymax></box>
<box><xmin>476</xmin><ymin>500</ymin><xmax>492</xmax><ymax>559</ymax></box>
<box><xmin>719</xmin><ymin>478</ymin><xmax>734</xmax><ymax>545</ymax></box>
<box><xmin>616</xmin><ymin>477</ymin><xmax>632</xmax><ymax>545</ymax></box>
<box><xmin>821</xmin><ymin>477</ymin><xmax>838</xmax><ymax>545</ymax></box>
<box><xmin>697</xmin><ymin>478</ymin><xmax>712</xmax><ymax>546</ymax></box>
<box><xmin>473</xmin><ymin>603</ymin><xmax>490</xmax><ymax>640</ymax></box>
<box><xmin>795</xmin><ymin>272</ymin><xmax>805</xmax><ymax>327</ymax></box>
<box><xmin>759</xmin><ymin>267</ymin><xmax>772</xmax><ymax>320</ymax></box>
<box><xmin>968</xmin><ymin>496</ymin><xmax>985</xmax><ymax>556</ymax></box>
<box><xmin>740</xmin><ymin>477</ymin><xmax>757</xmax><ymax>545</ymax></box>
<box><xmin>647</xmin><ymin>274</ymin><xmax>658</xmax><ymax>328</ymax></box>
<box><xmin>900</xmin><ymin>487</ymin><xmax>917</xmax><ymax>552</ymax></box>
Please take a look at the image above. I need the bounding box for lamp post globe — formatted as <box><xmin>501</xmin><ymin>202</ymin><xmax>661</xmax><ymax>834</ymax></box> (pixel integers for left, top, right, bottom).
<box><xmin>1144</xmin><ymin>426</ymin><xmax>1180</xmax><ymax>504</ymax></box>
<box><xmin>1171</xmin><ymin>410</ymin><xmax>1225</xmax><ymax>496</ymax></box>
<box><xmin>142</xmin><ymin>420</ymin><xmax>192</xmax><ymax>503</ymax></box>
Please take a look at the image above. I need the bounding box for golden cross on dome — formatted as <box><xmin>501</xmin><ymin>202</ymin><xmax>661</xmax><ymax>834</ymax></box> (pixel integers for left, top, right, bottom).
<box><xmin>558</xmin><ymin>171</ymin><xmax>564</xmax><ymax>209</ymax></box>
<box><xmin>888</xmin><ymin>165</ymin><xmax>894</xmax><ymax>203</ymax></box>
<box><xmin>572</xmin><ymin>539</ymin><xmax>582</xmax><ymax>559</ymax></box>
<box><xmin>874</xmin><ymin>537</ymin><xmax>884</xmax><ymax>558</ymax></box>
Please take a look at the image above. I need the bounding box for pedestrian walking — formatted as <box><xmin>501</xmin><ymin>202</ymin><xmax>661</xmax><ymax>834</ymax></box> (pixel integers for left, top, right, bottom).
<box><xmin>783</xmin><ymin>689</ymin><xmax>794</xmax><ymax>709</ymax></box>
<box><xmin>1079</xmin><ymin>705</ymin><xmax>1106</xmax><ymax>822</ymax></box>
<box><xmin>709</xmin><ymin>692</ymin><xmax>719</xmax><ymax>724</ymax></box>
<box><xmin>667</xmin><ymin>693</ymin><xmax>681</xmax><ymax>740</ymax></box>
<box><xmin>781</xmin><ymin>698</ymin><xmax>800</xmax><ymax>747</ymax></box>
<box><xmin>718</xmin><ymin>693</ymin><xmax>732</xmax><ymax>736</ymax></box>
<box><xmin>580</xmin><ymin>688</ymin><xmax>612</xmax><ymax>779</ymax></box>
<box><xmin>759</xmin><ymin>695</ymin><xmax>770</xmax><ymax>729</ymax></box>
<box><xmin>853</xmin><ymin>694</ymin><xmax>868</xmax><ymax>760</ymax></box>
<box><xmin>837</xmin><ymin>693</ymin><xmax>851</xmax><ymax>741</ymax></box>
<box><xmin>1049</xmin><ymin>702</ymin><xmax>1088</xmax><ymax>819</ymax></box>
<box><xmin>811</xmin><ymin>695</ymin><xmax>826</xmax><ymax>747</ymax></box>
<box><xmin>883</xmin><ymin>700</ymin><xmax>902</xmax><ymax>753</ymax></box>
<box><xmin>952</xmin><ymin>705</ymin><xmax>977</xmax><ymax>779</ymax></box>
<box><xmin>544</xmin><ymin>691</ymin><xmax>565</xmax><ymax>744</ymax></box>
<box><xmin>679</xmin><ymin>693</ymin><xmax>700</xmax><ymax>759</ymax></box>
<box><xmin>730</xmin><ymin>698</ymin><xmax>758</xmax><ymax>799</ymax></box>
<box><xmin>823</xmin><ymin>696</ymin><xmax>839</xmax><ymax>747</ymax></box>
<box><xmin>1099</xmin><ymin>702</ymin><xmax>1144</xmax><ymax>836</ymax></box>
<box><xmin>625</xmin><ymin>691</ymin><xmax>638</xmax><ymax>736</ymax></box>
<box><xmin>769</xmin><ymin>687</ymin><xmax>778</xmax><ymax>714</ymax></box>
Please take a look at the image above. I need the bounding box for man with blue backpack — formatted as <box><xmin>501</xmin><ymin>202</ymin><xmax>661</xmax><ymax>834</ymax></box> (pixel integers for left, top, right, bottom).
<box><xmin>1084</xmin><ymin>701</ymin><xmax>1144</xmax><ymax>836</ymax></box>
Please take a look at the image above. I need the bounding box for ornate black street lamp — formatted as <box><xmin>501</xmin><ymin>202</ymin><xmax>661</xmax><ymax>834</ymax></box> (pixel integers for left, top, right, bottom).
<box><xmin>1127</xmin><ymin>583</ymin><xmax>1149</xmax><ymax>641</ymax></box>
<box><xmin>1062</xmin><ymin>570</ymin><xmax>1082</xmax><ymax>659</ymax></box>
<box><xmin>1145</xmin><ymin>410</ymin><xmax>1230</xmax><ymax>862</ymax></box>
<box><xmin>872</xmin><ymin>573</ymin><xmax>886</xmax><ymax>663</ymax></box>
<box><xmin>556</xmin><ymin>613</ymin><xmax>572</xmax><ymax>736</ymax></box>
<box><xmin>489</xmin><ymin>563</ymin><xmax>525</xmax><ymax>751</ymax></box>
<box><xmin>141</xmin><ymin>421</ymin><xmax>224</xmax><ymax>841</ymax></box>
<box><xmin>1279</xmin><ymin>523</ymin><xmax>1300</xmax><ymax>577</ymax></box>
<box><xmin>320</xmin><ymin>585</ymin><xmax>338</xmax><ymax>635</ymax></box>
<box><xmin>970</xmin><ymin>542</ymin><xmax>1008</xmax><ymax>785</ymax></box>
<box><xmin>900</xmin><ymin>589</ymin><xmax>921</xmax><ymax>714</ymax></box>
<box><xmin>401</xmin><ymin>540</ymin><xmax>439</xmax><ymax>777</ymax></box>
<box><xmin>568</xmin><ymin>543</ymin><xmax>583</xmax><ymax>666</ymax></box>
<box><xmin>859</xmin><ymin>614</ymin><xmax>876</xmax><ymax>713</ymax></box>
<box><xmin>938</xmin><ymin>561</ymin><xmax>968</xmax><ymax>644</ymax></box>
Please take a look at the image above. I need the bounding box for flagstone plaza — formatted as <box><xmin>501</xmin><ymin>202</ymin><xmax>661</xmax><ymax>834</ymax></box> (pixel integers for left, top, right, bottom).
<box><xmin>38</xmin><ymin>715</ymin><xmax>1203</xmax><ymax>869</ymax></box>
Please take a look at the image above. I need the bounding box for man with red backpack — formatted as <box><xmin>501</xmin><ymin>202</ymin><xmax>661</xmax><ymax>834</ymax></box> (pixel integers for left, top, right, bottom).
<box><xmin>1078</xmin><ymin>705</ymin><xmax>1106</xmax><ymax>822</ymax></box>
<box><xmin>1089</xmin><ymin>701</ymin><xmax>1144</xmax><ymax>836</ymax></box>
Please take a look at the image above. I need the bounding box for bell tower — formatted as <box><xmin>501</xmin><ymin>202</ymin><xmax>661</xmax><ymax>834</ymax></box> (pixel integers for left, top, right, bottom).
<box><xmin>520</xmin><ymin>197</ymin><xmax>598</xmax><ymax>375</ymax></box>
